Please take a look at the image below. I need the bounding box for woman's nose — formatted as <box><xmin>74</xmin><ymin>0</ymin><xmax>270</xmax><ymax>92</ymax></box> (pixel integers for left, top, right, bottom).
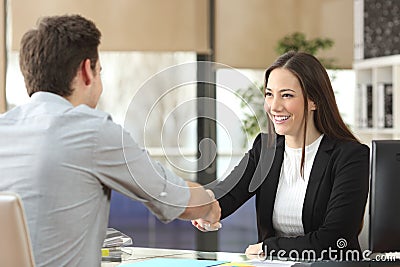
<box><xmin>266</xmin><ymin>97</ymin><xmax>281</xmax><ymax>112</ymax></box>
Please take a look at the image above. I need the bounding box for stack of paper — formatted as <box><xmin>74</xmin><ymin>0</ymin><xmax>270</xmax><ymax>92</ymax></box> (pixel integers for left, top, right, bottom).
<box><xmin>102</xmin><ymin>228</ymin><xmax>133</xmax><ymax>262</ymax></box>
<box><xmin>103</xmin><ymin>228</ymin><xmax>133</xmax><ymax>248</ymax></box>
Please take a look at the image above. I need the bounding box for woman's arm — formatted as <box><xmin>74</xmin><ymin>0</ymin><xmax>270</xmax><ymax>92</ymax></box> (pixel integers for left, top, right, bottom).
<box><xmin>213</xmin><ymin>134</ymin><xmax>264</xmax><ymax>219</ymax></box>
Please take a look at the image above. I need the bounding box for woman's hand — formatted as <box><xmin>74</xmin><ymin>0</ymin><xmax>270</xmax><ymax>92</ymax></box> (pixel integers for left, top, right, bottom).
<box><xmin>245</xmin><ymin>242</ymin><xmax>263</xmax><ymax>255</ymax></box>
<box><xmin>191</xmin><ymin>218</ymin><xmax>222</xmax><ymax>232</ymax></box>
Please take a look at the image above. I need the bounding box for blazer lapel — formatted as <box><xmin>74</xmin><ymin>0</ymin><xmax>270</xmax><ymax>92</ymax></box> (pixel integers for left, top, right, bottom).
<box><xmin>302</xmin><ymin>136</ymin><xmax>335</xmax><ymax>233</ymax></box>
<box><xmin>257</xmin><ymin>135</ymin><xmax>284</xmax><ymax>240</ymax></box>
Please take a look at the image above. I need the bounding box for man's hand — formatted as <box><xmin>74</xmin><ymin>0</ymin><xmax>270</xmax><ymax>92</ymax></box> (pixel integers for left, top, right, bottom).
<box><xmin>201</xmin><ymin>190</ymin><xmax>221</xmax><ymax>224</ymax></box>
<box><xmin>191</xmin><ymin>189</ymin><xmax>222</xmax><ymax>231</ymax></box>
<box><xmin>179</xmin><ymin>183</ymin><xmax>221</xmax><ymax>223</ymax></box>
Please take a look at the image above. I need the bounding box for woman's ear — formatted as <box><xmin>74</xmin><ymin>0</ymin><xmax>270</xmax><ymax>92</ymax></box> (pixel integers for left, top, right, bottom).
<box><xmin>310</xmin><ymin>101</ymin><xmax>317</xmax><ymax>111</ymax></box>
<box><xmin>81</xmin><ymin>58</ymin><xmax>94</xmax><ymax>86</ymax></box>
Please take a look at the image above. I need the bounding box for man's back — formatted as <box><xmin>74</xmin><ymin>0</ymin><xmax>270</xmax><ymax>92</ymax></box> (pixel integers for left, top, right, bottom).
<box><xmin>0</xmin><ymin>91</ymin><xmax>193</xmax><ymax>266</ymax></box>
<box><xmin>0</xmin><ymin>92</ymin><xmax>112</xmax><ymax>266</ymax></box>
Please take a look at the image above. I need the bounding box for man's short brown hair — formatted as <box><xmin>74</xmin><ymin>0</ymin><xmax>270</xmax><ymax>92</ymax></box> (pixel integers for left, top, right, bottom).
<box><xmin>19</xmin><ymin>14</ymin><xmax>101</xmax><ymax>97</ymax></box>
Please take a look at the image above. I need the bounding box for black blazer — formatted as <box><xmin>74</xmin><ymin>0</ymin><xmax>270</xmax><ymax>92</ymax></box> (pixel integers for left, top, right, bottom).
<box><xmin>213</xmin><ymin>134</ymin><xmax>369</xmax><ymax>256</ymax></box>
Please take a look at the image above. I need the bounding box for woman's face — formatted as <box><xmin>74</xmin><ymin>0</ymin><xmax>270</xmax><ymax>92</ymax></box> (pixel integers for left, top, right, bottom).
<box><xmin>264</xmin><ymin>68</ymin><xmax>314</xmax><ymax>139</ymax></box>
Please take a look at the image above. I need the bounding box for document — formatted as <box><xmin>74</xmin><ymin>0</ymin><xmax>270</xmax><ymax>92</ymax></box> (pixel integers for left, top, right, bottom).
<box><xmin>119</xmin><ymin>257</ymin><xmax>299</xmax><ymax>267</ymax></box>
<box><xmin>119</xmin><ymin>258</ymin><xmax>228</xmax><ymax>267</ymax></box>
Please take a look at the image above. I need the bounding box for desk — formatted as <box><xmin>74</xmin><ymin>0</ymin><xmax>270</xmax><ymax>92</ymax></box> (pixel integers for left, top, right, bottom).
<box><xmin>102</xmin><ymin>247</ymin><xmax>251</xmax><ymax>266</ymax></box>
<box><xmin>102</xmin><ymin>247</ymin><xmax>400</xmax><ymax>267</ymax></box>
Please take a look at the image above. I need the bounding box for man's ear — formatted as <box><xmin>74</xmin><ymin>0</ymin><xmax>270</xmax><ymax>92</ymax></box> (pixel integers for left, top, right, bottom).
<box><xmin>81</xmin><ymin>58</ymin><xmax>94</xmax><ymax>86</ymax></box>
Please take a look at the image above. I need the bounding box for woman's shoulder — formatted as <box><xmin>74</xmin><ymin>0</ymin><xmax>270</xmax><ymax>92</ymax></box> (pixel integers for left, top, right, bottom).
<box><xmin>323</xmin><ymin>136</ymin><xmax>370</xmax><ymax>156</ymax></box>
<box><xmin>251</xmin><ymin>133</ymin><xmax>281</xmax><ymax>148</ymax></box>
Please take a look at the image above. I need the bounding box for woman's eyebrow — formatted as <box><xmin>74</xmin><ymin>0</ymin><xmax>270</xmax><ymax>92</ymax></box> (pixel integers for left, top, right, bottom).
<box><xmin>265</xmin><ymin>88</ymin><xmax>296</xmax><ymax>93</ymax></box>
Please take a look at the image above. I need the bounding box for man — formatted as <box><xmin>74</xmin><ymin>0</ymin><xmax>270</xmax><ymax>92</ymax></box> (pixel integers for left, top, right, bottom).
<box><xmin>0</xmin><ymin>14</ymin><xmax>220</xmax><ymax>266</ymax></box>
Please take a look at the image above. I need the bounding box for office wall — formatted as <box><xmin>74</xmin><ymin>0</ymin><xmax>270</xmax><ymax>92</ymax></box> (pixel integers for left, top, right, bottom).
<box><xmin>10</xmin><ymin>0</ymin><xmax>210</xmax><ymax>53</ymax></box>
<box><xmin>0</xmin><ymin>1</ymin><xmax>6</xmax><ymax>113</ymax></box>
<box><xmin>10</xmin><ymin>0</ymin><xmax>353</xmax><ymax>69</ymax></box>
<box><xmin>215</xmin><ymin>0</ymin><xmax>353</xmax><ymax>69</ymax></box>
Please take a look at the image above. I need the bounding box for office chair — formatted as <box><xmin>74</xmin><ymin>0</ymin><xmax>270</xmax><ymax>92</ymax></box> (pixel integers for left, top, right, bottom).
<box><xmin>0</xmin><ymin>192</ymin><xmax>35</xmax><ymax>267</ymax></box>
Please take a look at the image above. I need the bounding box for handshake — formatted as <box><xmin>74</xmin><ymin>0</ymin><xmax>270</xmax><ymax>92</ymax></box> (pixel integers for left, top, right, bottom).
<box><xmin>191</xmin><ymin>189</ymin><xmax>222</xmax><ymax>232</ymax></box>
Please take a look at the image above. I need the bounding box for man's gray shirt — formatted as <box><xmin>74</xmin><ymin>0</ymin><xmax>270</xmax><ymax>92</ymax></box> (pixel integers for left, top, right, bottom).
<box><xmin>0</xmin><ymin>92</ymin><xmax>190</xmax><ymax>266</ymax></box>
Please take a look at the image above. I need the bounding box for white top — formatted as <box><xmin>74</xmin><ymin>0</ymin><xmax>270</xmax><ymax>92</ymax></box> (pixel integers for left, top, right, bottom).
<box><xmin>272</xmin><ymin>134</ymin><xmax>324</xmax><ymax>237</ymax></box>
<box><xmin>0</xmin><ymin>92</ymin><xmax>190</xmax><ymax>267</ymax></box>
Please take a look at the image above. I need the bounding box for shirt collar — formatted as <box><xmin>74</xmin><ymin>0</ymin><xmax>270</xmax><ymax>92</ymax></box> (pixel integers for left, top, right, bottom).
<box><xmin>30</xmin><ymin>92</ymin><xmax>73</xmax><ymax>107</ymax></box>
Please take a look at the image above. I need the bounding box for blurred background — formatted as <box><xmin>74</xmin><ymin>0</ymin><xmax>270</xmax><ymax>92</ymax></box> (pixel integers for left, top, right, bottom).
<box><xmin>1</xmin><ymin>0</ymin><xmax>399</xmax><ymax>253</ymax></box>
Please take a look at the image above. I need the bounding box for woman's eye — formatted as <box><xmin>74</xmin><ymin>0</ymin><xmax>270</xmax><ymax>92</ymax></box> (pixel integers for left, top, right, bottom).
<box><xmin>265</xmin><ymin>92</ymin><xmax>272</xmax><ymax>97</ymax></box>
<box><xmin>282</xmin><ymin>93</ymin><xmax>293</xmax><ymax>98</ymax></box>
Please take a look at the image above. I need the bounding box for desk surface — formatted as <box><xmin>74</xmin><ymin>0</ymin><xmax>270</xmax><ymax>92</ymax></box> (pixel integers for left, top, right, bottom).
<box><xmin>102</xmin><ymin>247</ymin><xmax>252</xmax><ymax>266</ymax></box>
<box><xmin>102</xmin><ymin>247</ymin><xmax>400</xmax><ymax>267</ymax></box>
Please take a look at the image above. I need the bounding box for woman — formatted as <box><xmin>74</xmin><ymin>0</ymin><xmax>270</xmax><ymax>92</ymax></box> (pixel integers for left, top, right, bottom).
<box><xmin>193</xmin><ymin>51</ymin><xmax>369</xmax><ymax>260</ymax></box>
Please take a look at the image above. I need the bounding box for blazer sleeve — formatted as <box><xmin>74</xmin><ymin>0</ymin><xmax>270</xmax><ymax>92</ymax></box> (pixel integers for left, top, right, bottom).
<box><xmin>212</xmin><ymin>134</ymin><xmax>262</xmax><ymax>219</ymax></box>
<box><xmin>263</xmin><ymin>141</ymin><xmax>370</xmax><ymax>256</ymax></box>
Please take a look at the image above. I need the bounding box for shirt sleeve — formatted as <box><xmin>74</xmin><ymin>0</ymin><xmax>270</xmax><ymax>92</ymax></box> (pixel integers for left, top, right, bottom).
<box><xmin>92</xmin><ymin>116</ymin><xmax>190</xmax><ymax>223</ymax></box>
